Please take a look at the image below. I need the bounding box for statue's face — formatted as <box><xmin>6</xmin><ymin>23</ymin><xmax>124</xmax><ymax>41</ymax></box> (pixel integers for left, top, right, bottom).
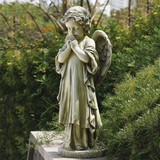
<box><xmin>66</xmin><ymin>18</ymin><xmax>85</xmax><ymax>41</ymax></box>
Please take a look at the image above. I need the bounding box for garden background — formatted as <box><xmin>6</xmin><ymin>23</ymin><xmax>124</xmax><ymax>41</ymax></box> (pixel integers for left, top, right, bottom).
<box><xmin>0</xmin><ymin>0</ymin><xmax>160</xmax><ymax>160</ymax></box>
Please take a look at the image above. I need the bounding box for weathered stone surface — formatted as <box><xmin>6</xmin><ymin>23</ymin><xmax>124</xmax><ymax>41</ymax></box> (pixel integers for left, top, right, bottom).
<box><xmin>58</xmin><ymin>147</ymin><xmax>107</xmax><ymax>158</ymax></box>
<box><xmin>27</xmin><ymin>131</ymin><xmax>107</xmax><ymax>160</ymax></box>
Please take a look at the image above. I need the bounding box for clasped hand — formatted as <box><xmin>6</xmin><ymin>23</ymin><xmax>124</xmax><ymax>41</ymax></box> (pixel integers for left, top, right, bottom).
<box><xmin>67</xmin><ymin>36</ymin><xmax>79</xmax><ymax>50</ymax></box>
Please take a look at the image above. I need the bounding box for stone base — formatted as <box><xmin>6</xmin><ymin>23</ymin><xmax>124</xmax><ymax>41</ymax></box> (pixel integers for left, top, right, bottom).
<box><xmin>27</xmin><ymin>131</ymin><xmax>107</xmax><ymax>160</ymax></box>
<box><xmin>58</xmin><ymin>147</ymin><xmax>107</xmax><ymax>159</ymax></box>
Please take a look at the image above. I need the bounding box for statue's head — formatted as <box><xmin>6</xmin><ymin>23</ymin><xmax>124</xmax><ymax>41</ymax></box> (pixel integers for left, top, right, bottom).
<box><xmin>62</xmin><ymin>6</ymin><xmax>91</xmax><ymax>35</ymax></box>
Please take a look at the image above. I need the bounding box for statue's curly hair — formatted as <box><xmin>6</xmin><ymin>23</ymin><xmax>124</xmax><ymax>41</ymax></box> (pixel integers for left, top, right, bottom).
<box><xmin>61</xmin><ymin>6</ymin><xmax>91</xmax><ymax>35</ymax></box>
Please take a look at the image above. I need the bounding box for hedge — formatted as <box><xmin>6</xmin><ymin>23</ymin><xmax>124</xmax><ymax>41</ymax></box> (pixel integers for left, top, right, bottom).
<box><xmin>99</xmin><ymin>58</ymin><xmax>160</xmax><ymax>160</ymax></box>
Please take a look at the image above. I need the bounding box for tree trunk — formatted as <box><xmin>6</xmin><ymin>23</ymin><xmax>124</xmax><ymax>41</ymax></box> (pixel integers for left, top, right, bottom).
<box><xmin>80</xmin><ymin>0</ymin><xmax>84</xmax><ymax>7</ymax></box>
<box><xmin>86</xmin><ymin>0</ymin><xmax>91</xmax><ymax>13</ymax></box>
<box><xmin>62</xmin><ymin>0</ymin><xmax>73</xmax><ymax>14</ymax></box>
<box><xmin>147</xmin><ymin>0</ymin><xmax>153</xmax><ymax>15</ymax></box>
<box><xmin>128</xmin><ymin>0</ymin><xmax>132</xmax><ymax>27</ymax></box>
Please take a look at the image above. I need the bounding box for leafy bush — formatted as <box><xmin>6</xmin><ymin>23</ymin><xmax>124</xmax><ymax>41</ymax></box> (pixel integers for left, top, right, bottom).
<box><xmin>99</xmin><ymin>58</ymin><xmax>160</xmax><ymax>160</ymax></box>
<box><xmin>96</xmin><ymin>1</ymin><xmax>160</xmax><ymax>104</ymax></box>
<box><xmin>0</xmin><ymin>33</ymin><xmax>65</xmax><ymax>159</ymax></box>
<box><xmin>0</xmin><ymin>3</ymin><xmax>67</xmax><ymax>159</ymax></box>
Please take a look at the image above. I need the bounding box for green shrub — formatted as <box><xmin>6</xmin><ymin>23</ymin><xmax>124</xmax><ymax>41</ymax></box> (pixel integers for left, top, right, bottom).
<box><xmin>0</xmin><ymin>35</ymin><xmax>65</xmax><ymax>160</ymax></box>
<box><xmin>99</xmin><ymin>59</ymin><xmax>160</xmax><ymax>160</ymax></box>
<box><xmin>96</xmin><ymin>2</ymin><xmax>160</xmax><ymax>104</ymax></box>
<box><xmin>0</xmin><ymin>3</ymin><xmax>65</xmax><ymax>159</ymax></box>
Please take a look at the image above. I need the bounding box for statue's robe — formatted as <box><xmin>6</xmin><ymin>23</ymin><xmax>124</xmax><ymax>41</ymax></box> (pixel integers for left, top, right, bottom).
<box><xmin>55</xmin><ymin>36</ymin><xmax>102</xmax><ymax>150</ymax></box>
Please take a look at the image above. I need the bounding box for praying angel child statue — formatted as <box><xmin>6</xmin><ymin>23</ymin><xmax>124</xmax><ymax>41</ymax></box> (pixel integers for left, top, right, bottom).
<box><xmin>55</xmin><ymin>6</ymin><xmax>112</xmax><ymax>151</ymax></box>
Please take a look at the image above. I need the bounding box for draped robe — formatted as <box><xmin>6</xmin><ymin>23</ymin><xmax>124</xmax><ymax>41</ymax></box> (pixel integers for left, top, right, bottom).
<box><xmin>55</xmin><ymin>36</ymin><xmax>102</xmax><ymax>150</ymax></box>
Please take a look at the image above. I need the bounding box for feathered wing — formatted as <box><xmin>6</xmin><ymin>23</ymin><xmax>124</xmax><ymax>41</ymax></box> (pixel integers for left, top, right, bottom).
<box><xmin>92</xmin><ymin>30</ymin><xmax>112</xmax><ymax>85</ymax></box>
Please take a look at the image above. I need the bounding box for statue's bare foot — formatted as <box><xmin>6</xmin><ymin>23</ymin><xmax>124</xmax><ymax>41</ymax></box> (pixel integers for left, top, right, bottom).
<box><xmin>75</xmin><ymin>145</ymin><xmax>84</xmax><ymax>150</ymax></box>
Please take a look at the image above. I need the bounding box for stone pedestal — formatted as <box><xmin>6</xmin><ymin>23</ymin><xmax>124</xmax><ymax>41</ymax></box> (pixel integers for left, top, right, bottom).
<box><xmin>58</xmin><ymin>147</ymin><xmax>107</xmax><ymax>159</ymax></box>
<box><xmin>27</xmin><ymin>131</ymin><xmax>107</xmax><ymax>160</ymax></box>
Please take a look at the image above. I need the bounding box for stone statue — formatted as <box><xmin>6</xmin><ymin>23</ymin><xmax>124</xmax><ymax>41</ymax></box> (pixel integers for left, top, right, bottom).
<box><xmin>55</xmin><ymin>6</ymin><xmax>112</xmax><ymax>151</ymax></box>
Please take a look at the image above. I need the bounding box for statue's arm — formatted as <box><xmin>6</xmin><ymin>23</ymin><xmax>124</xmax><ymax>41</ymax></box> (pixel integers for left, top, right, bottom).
<box><xmin>70</xmin><ymin>40</ymin><xmax>90</xmax><ymax>63</ymax></box>
<box><xmin>57</xmin><ymin>42</ymin><xmax>71</xmax><ymax>63</ymax></box>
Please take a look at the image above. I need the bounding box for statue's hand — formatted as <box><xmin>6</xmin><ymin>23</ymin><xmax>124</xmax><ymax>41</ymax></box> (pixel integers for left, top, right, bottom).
<box><xmin>66</xmin><ymin>40</ymin><xmax>71</xmax><ymax>50</ymax></box>
<box><xmin>70</xmin><ymin>39</ymin><xmax>79</xmax><ymax>49</ymax></box>
<box><xmin>66</xmin><ymin>36</ymin><xmax>74</xmax><ymax>49</ymax></box>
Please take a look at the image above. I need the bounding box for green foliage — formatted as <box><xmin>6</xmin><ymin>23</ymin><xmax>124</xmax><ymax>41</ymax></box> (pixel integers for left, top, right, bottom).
<box><xmin>0</xmin><ymin>3</ymin><xmax>65</xmax><ymax>158</ymax></box>
<box><xmin>96</xmin><ymin>1</ymin><xmax>160</xmax><ymax>104</ymax></box>
<box><xmin>0</xmin><ymin>36</ymin><xmax>65</xmax><ymax>159</ymax></box>
<box><xmin>99</xmin><ymin>59</ymin><xmax>160</xmax><ymax>160</ymax></box>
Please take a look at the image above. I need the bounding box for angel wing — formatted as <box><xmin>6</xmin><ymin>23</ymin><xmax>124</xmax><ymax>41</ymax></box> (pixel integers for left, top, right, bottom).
<box><xmin>92</xmin><ymin>30</ymin><xmax>112</xmax><ymax>85</ymax></box>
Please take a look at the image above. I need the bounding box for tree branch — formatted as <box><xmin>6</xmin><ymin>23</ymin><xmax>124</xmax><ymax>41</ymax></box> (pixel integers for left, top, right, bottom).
<box><xmin>50</xmin><ymin>0</ymin><xmax>61</xmax><ymax>14</ymax></box>
<box><xmin>0</xmin><ymin>11</ymin><xmax>12</xmax><ymax>30</ymax></box>
<box><xmin>92</xmin><ymin>0</ymin><xmax>99</xmax><ymax>16</ymax></box>
<box><xmin>38</xmin><ymin>4</ymin><xmax>65</xmax><ymax>32</ymax></box>
<box><xmin>95</xmin><ymin>0</ymin><xmax>110</xmax><ymax>27</ymax></box>
<box><xmin>22</xmin><ymin>4</ymin><xmax>44</xmax><ymax>38</ymax></box>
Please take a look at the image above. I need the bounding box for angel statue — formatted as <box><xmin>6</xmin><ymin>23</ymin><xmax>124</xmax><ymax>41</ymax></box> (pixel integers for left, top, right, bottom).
<box><xmin>55</xmin><ymin>6</ymin><xmax>112</xmax><ymax>151</ymax></box>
